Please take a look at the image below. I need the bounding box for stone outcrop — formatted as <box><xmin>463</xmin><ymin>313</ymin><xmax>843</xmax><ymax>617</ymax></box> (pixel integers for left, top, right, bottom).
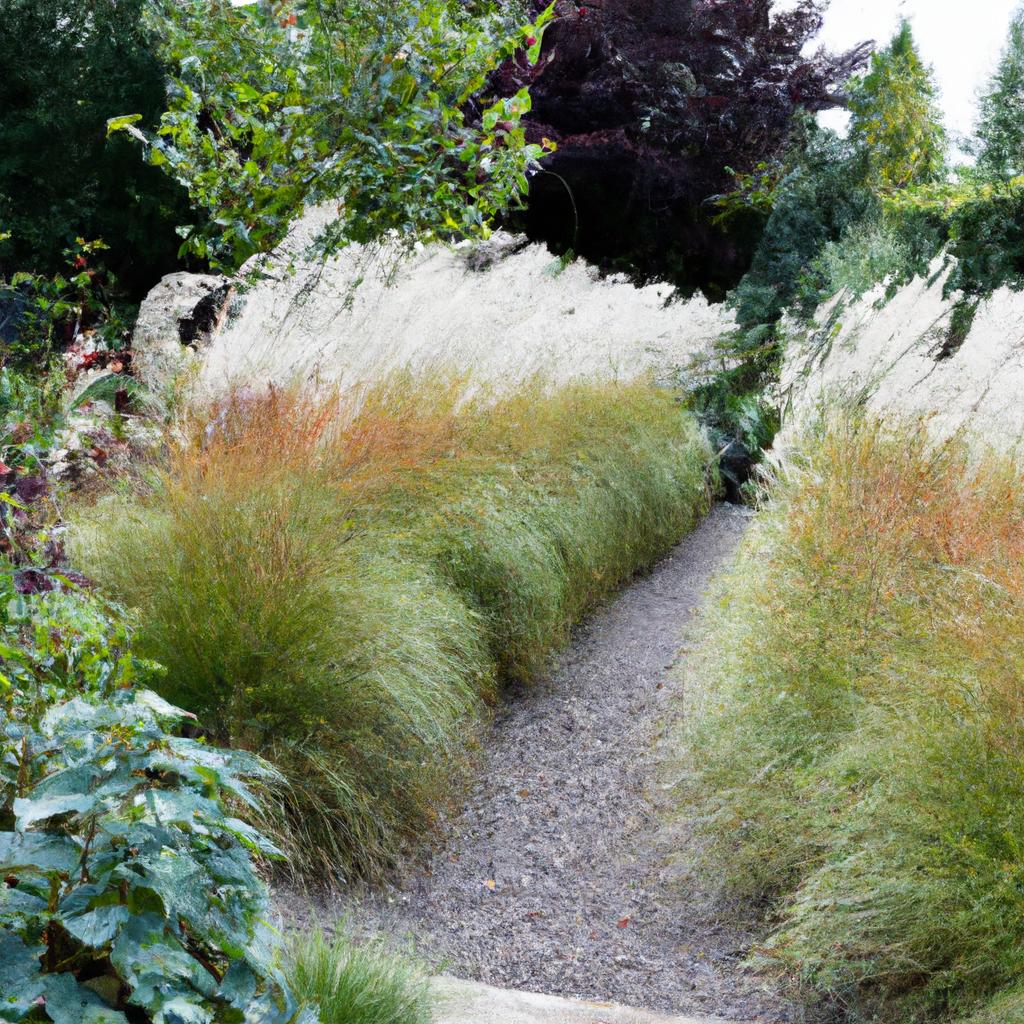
<box><xmin>432</xmin><ymin>977</ymin><xmax>735</xmax><ymax>1024</ymax></box>
<box><xmin>131</xmin><ymin>272</ymin><xmax>231</xmax><ymax>389</ymax></box>
<box><xmin>134</xmin><ymin>209</ymin><xmax>734</xmax><ymax>397</ymax></box>
<box><xmin>782</xmin><ymin>264</ymin><xmax>1024</xmax><ymax>443</ymax></box>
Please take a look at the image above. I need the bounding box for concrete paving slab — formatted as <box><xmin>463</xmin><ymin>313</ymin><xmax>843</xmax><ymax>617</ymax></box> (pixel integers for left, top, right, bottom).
<box><xmin>432</xmin><ymin>977</ymin><xmax>735</xmax><ymax>1024</ymax></box>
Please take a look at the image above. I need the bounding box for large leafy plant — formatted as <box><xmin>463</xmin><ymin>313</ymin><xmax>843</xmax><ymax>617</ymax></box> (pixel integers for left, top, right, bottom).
<box><xmin>0</xmin><ymin>572</ymin><xmax>312</xmax><ymax>1024</ymax></box>
<box><xmin>116</xmin><ymin>0</ymin><xmax>554</xmax><ymax>271</ymax></box>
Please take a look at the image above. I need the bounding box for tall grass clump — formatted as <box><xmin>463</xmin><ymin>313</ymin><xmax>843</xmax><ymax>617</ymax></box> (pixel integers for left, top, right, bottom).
<box><xmin>675</xmin><ymin>414</ymin><xmax>1024</xmax><ymax>1023</ymax></box>
<box><xmin>74</xmin><ymin>375</ymin><xmax>712</xmax><ymax>880</ymax></box>
<box><xmin>284</xmin><ymin>930</ymin><xmax>431</xmax><ymax>1024</ymax></box>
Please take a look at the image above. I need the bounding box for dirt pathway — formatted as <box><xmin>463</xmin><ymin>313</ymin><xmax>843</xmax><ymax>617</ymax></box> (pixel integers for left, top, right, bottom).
<box><xmin>289</xmin><ymin>505</ymin><xmax>803</xmax><ymax>1023</ymax></box>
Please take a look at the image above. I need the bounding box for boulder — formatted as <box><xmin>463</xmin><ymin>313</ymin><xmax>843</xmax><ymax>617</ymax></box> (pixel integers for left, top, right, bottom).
<box><xmin>132</xmin><ymin>272</ymin><xmax>231</xmax><ymax>390</ymax></box>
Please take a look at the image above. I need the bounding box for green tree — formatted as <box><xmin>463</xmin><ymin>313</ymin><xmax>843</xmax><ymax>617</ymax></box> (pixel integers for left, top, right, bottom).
<box><xmin>0</xmin><ymin>0</ymin><xmax>193</xmax><ymax>295</ymax></box>
<box><xmin>848</xmin><ymin>20</ymin><xmax>946</xmax><ymax>192</ymax></box>
<box><xmin>120</xmin><ymin>0</ymin><xmax>554</xmax><ymax>272</ymax></box>
<box><xmin>976</xmin><ymin>7</ymin><xmax>1024</xmax><ymax>178</ymax></box>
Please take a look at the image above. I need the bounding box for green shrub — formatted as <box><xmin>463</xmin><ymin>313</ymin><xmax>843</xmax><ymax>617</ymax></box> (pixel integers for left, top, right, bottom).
<box><xmin>674</xmin><ymin>415</ymin><xmax>1024</xmax><ymax>1022</ymax></box>
<box><xmin>124</xmin><ymin>0</ymin><xmax>553</xmax><ymax>271</ymax></box>
<box><xmin>804</xmin><ymin>217</ymin><xmax>915</xmax><ymax>302</ymax></box>
<box><xmin>285</xmin><ymin>931</ymin><xmax>431</xmax><ymax>1024</ymax></box>
<box><xmin>74</xmin><ymin>378</ymin><xmax>712</xmax><ymax>879</ymax></box>
<box><xmin>0</xmin><ymin>570</ymin><xmax>311</xmax><ymax>1023</ymax></box>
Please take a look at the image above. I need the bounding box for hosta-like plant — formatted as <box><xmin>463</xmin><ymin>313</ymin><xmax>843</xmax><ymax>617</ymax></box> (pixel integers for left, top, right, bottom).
<box><xmin>0</xmin><ymin>574</ymin><xmax>313</xmax><ymax>1023</ymax></box>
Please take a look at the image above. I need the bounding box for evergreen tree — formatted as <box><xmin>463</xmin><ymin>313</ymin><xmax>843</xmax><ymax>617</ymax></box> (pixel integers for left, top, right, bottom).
<box><xmin>0</xmin><ymin>0</ymin><xmax>192</xmax><ymax>295</ymax></box>
<box><xmin>848</xmin><ymin>20</ymin><xmax>946</xmax><ymax>192</ymax></box>
<box><xmin>976</xmin><ymin>7</ymin><xmax>1024</xmax><ymax>178</ymax></box>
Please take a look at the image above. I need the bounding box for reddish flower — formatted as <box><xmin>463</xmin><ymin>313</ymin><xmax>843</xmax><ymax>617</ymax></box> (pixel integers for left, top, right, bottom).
<box><xmin>525</xmin><ymin>35</ymin><xmax>537</xmax><ymax>46</ymax></box>
<box><xmin>73</xmin><ymin>255</ymin><xmax>87</xmax><ymax>270</ymax></box>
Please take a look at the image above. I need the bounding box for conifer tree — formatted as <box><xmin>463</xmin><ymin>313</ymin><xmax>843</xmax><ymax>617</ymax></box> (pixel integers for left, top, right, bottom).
<box><xmin>976</xmin><ymin>7</ymin><xmax>1024</xmax><ymax>178</ymax></box>
<box><xmin>848</xmin><ymin>20</ymin><xmax>946</xmax><ymax>192</ymax></box>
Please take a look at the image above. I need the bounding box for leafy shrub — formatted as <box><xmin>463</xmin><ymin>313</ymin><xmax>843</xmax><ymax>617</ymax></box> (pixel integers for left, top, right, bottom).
<box><xmin>119</xmin><ymin>0</ymin><xmax>554</xmax><ymax>271</ymax></box>
<box><xmin>73</xmin><ymin>377</ymin><xmax>712</xmax><ymax>879</ymax></box>
<box><xmin>878</xmin><ymin>173</ymin><xmax>1024</xmax><ymax>297</ymax></box>
<box><xmin>0</xmin><ymin>569</ymin><xmax>312</xmax><ymax>1023</ymax></box>
<box><xmin>1</xmin><ymin>240</ymin><xmax>133</xmax><ymax>370</ymax></box>
<box><xmin>729</xmin><ymin>127</ymin><xmax>874</xmax><ymax>330</ymax></box>
<box><xmin>674</xmin><ymin>415</ymin><xmax>1024</xmax><ymax>1022</ymax></box>
<box><xmin>803</xmin><ymin>217</ymin><xmax>915</xmax><ymax>303</ymax></box>
<box><xmin>285</xmin><ymin>931</ymin><xmax>431</xmax><ymax>1024</ymax></box>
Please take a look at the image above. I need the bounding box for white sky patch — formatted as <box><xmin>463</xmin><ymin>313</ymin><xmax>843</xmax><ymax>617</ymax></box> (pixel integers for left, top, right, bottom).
<box><xmin>806</xmin><ymin>0</ymin><xmax>1021</xmax><ymax>146</ymax></box>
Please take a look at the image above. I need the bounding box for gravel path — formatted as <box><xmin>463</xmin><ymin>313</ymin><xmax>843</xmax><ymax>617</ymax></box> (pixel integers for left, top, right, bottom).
<box><xmin>286</xmin><ymin>505</ymin><xmax>806</xmax><ymax>1023</ymax></box>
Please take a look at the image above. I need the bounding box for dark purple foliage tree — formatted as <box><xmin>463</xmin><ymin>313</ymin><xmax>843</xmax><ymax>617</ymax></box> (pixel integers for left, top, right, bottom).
<box><xmin>492</xmin><ymin>0</ymin><xmax>871</xmax><ymax>293</ymax></box>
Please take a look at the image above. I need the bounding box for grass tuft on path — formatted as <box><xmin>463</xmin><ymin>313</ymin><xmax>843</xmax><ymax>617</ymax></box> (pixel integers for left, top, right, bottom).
<box><xmin>74</xmin><ymin>374</ymin><xmax>712</xmax><ymax>880</ymax></box>
<box><xmin>674</xmin><ymin>414</ymin><xmax>1024</xmax><ymax>1024</ymax></box>
<box><xmin>284</xmin><ymin>930</ymin><xmax>431</xmax><ymax>1024</ymax></box>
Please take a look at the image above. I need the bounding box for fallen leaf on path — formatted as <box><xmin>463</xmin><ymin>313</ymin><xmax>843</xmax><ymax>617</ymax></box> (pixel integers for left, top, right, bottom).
<box><xmin>483</xmin><ymin>879</ymin><xmax>496</xmax><ymax>891</ymax></box>
<box><xmin>617</xmin><ymin>916</ymin><xmax>631</xmax><ymax>929</ymax></box>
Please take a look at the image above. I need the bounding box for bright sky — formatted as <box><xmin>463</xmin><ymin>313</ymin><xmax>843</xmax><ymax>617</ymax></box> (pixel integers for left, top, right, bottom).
<box><xmin>810</xmin><ymin>0</ymin><xmax>1022</xmax><ymax>145</ymax></box>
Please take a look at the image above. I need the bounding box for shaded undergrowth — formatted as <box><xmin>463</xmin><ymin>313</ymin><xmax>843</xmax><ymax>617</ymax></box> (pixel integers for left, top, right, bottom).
<box><xmin>74</xmin><ymin>374</ymin><xmax>713</xmax><ymax>881</ymax></box>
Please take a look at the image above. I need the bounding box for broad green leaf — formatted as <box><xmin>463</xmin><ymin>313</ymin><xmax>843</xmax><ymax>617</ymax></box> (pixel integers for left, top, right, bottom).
<box><xmin>63</xmin><ymin>906</ymin><xmax>131</xmax><ymax>949</ymax></box>
<box><xmin>105</xmin><ymin>114</ymin><xmax>143</xmax><ymax>138</ymax></box>
<box><xmin>0</xmin><ymin>932</ymin><xmax>45</xmax><ymax>1019</ymax></box>
<box><xmin>42</xmin><ymin>974</ymin><xmax>127</xmax><ymax>1024</ymax></box>
<box><xmin>14</xmin><ymin>793</ymin><xmax>98</xmax><ymax>828</ymax></box>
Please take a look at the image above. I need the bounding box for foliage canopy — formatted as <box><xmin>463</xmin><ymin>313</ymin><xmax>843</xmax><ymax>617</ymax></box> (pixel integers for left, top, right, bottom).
<box><xmin>119</xmin><ymin>0</ymin><xmax>555</xmax><ymax>271</ymax></box>
<box><xmin>848</xmin><ymin>19</ymin><xmax>946</xmax><ymax>193</ymax></box>
<box><xmin>0</xmin><ymin>0</ymin><xmax>192</xmax><ymax>294</ymax></box>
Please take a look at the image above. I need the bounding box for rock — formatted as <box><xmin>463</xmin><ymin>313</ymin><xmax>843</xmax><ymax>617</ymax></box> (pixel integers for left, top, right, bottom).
<box><xmin>431</xmin><ymin>977</ymin><xmax>733</xmax><ymax>1024</ymax></box>
<box><xmin>781</xmin><ymin>260</ymin><xmax>1024</xmax><ymax>444</ymax></box>
<box><xmin>132</xmin><ymin>272</ymin><xmax>232</xmax><ymax>390</ymax></box>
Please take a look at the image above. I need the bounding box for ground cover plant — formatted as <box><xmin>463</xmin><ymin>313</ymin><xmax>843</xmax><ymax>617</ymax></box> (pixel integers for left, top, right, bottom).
<box><xmin>673</xmin><ymin>414</ymin><xmax>1024</xmax><ymax>1023</ymax></box>
<box><xmin>0</xmin><ymin>567</ymin><xmax>314</xmax><ymax>1023</ymax></box>
<box><xmin>73</xmin><ymin>375</ymin><xmax>712</xmax><ymax>881</ymax></box>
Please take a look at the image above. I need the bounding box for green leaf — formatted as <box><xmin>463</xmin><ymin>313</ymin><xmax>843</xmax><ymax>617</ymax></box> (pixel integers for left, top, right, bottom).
<box><xmin>106</xmin><ymin>114</ymin><xmax>144</xmax><ymax>138</ymax></box>
<box><xmin>42</xmin><ymin>974</ymin><xmax>128</xmax><ymax>1024</ymax></box>
<box><xmin>0</xmin><ymin>932</ymin><xmax>45</xmax><ymax>1020</ymax></box>
<box><xmin>0</xmin><ymin>832</ymin><xmax>82</xmax><ymax>876</ymax></box>
<box><xmin>63</xmin><ymin>906</ymin><xmax>131</xmax><ymax>949</ymax></box>
<box><xmin>14</xmin><ymin>793</ymin><xmax>98</xmax><ymax>828</ymax></box>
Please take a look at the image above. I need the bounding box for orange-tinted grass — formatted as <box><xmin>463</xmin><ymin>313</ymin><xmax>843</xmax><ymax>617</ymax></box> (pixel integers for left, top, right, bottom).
<box><xmin>675</xmin><ymin>413</ymin><xmax>1024</xmax><ymax>1021</ymax></box>
<box><xmin>76</xmin><ymin>373</ymin><xmax>713</xmax><ymax>880</ymax></box>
